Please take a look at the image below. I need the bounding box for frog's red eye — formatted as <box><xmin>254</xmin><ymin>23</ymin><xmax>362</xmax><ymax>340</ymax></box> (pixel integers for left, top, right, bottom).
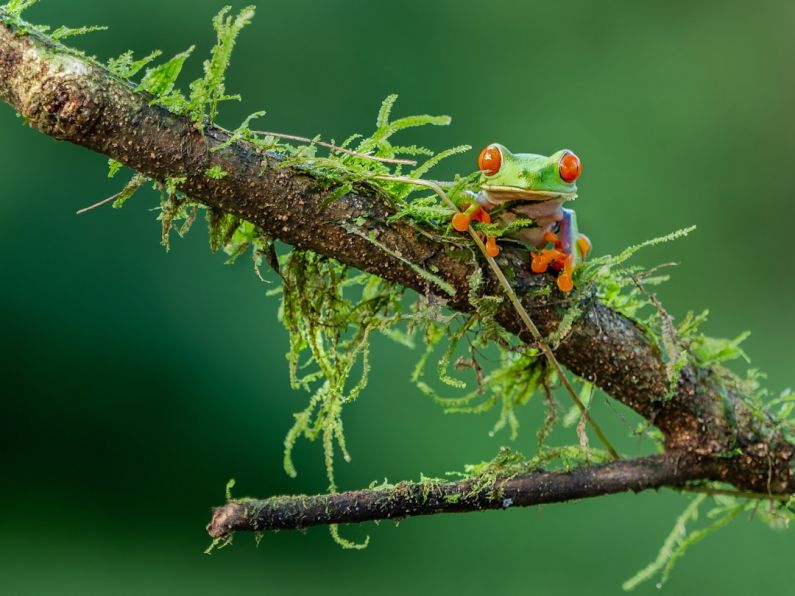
<box><xmin>559</xmin><ymin>151</ymin><xmax>581</xmax><ymax>183</ymax></box>
<box><xmin>478</xmin><ymin>145</ymin><xmax>502</xmax><ymax>176</ymax></box>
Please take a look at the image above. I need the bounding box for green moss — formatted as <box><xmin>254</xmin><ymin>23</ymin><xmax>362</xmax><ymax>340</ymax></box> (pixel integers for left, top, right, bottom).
<box><xmin>107</xmin><ymin>49</ymin><xmax>162</xmax><ymax>79</ymax></box>
<box><xmin>417</xmin><ymin>473</ymin><xmax>445</xmax><ymax>503</ymax></box>
<box><xmin>2</xmin><ymin>0</ymin><xmax>38</xmax><ymax>19</ymax></box>
<box><xmin>329</xmin><ymin>524</ymin><xmax>369</xmax><ymax>550</ymax></box>
<box><xmin>224</xmin><ymin>478</ymin><xmax>236</xmax><ymax>502</ymax></box>
<box><xmin>204</xmin><ymin>534</ymin><xmax>234</xmax><ymax>555</ymax></box>
<box><xmin>107</xmin><ymin>158</ymin><xmax>123</xmax><ymax>178</ymax></box>
<box><xmin>187</xmin><ymin>6</ymin><xmax>255</xmax><ymax>124</ymax></box>
<box><xmin>623</xmin><ymin>494</ymin><xmax>747</xmax><ymax>591</ymax></box>
<box><xmin>278</xmin><ymin>251</ymin><xmax>406</xmax><ymax>491</ymax></box>
<box><xmin>205</xmin><ymin>165</ymin><xmax>228</xmax><ymax>180</ymax></box>
<box><xmin>110</xmin><ymin>173</ymin><xmax>147</xmax><ymax>209</ymax></box>
<box><xmin>138</xmin><ymin>46</ymin><xmax>195</xmax><ymax>106</ymax></box>
<box><xmin>51</xmin><ymin>24</ymin><xmax>107</xmax><ymax>40</ymax></box>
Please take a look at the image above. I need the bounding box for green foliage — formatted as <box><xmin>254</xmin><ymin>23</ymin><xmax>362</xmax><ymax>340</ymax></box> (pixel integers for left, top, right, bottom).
<box><xmin>448</xmin><ymin>445</ymin><xmax>611</xmax><ymax>500</ymax></box>
<box><xmin>419</xmin><ymin>342</ymin><xmax>549</xmax><ymax>441</ymax></box>
<box><xmin>356</xmin><ymin>93</ymin><xmax>451</xmax><ymax>158</ymax></box>
<box><xmin>107</xmin><ymin>158</ymin><xmax>123</xmax><ymax>178</ymax></box>
<box><xmin>623</xmin><ymin>494</ymin><xmax>707</xmax><ymax>590</ymax></box>
<box><xmin>349</xmin><ymin>227</ymin><xmax>455</xmax><ymax>297</ymax></box>
<box><xmin>157</xmin><ymin>180</ymin><xmax>198</xmax><ymax>250</ymax></box>
<box><xmin>578</xmin><ymin>224</ymin><xmax>794</xmax><ymax>442</ymax></box>
<box><xmin>51</xmin><ymin>24</ymin><xmax>107</xmax><ymax>40</ymax></box>
<box><xmin>211</xmin><ymin>110</ymin><xmax>266</xmax><ymax>153</ymax></box>
<box><xmin>2</xmin><ymin>0</ymin><xmax>38</xmax><ymax>19</ymax></box>
<box><xmin>448</xmin><ymin>446</ymin><xmax>533</xmax><ymax>498</ymax></box>
<box><xmin>277</xmin><ymin>251</ymin><xmax>407</xmax><ymax>492</ymax></box>
<box><xmin>409</xmin><ymin>144</ymin><xmax>471</xmax><ymax>180</ymax></box>
<box><xmin>187</xmin><ymin>5</ymin><xmax>255</xmax><ymax>124</ymax></box>
<box><xmin>623</xmin><ymin>494</ymin><xmax>765</xmax><ymax>590</ymax></box>
<box><xmin>205</xmin><ymin>165</ymin><xmax>228</xmax><ymax>179</ymax></box>
<box><xmin>572</xmin><ymin>228</ymin><xmax>795</xmax><ymax>589</ymax></box>
<box><xmin>411</xmin><ymin>266</ymin><xmax>550</xmax><ymax>441</ymax></box>
<box><xmin>225</xmin><ymin>478</ymin><xmax>236</xmax><ymax>501</ymax></box>
<box><xmin>137</xmin><ymin>46</ymin><xmax>195</xmax><ymax>109</ymax></box>
<box><xmin>204</xmin><ymin>533</ymin><xmax>234</xmax><ymax>555</ymax></box>
<box><xmin>329</xmin><ymin>524</ymin><xmax>369</xmax><ymax>550</ymax></box>
<box><xmin>107</xmin><ymin>49</ymin><xmax>162</xmax><ymax>79</ymax></box>
<box><xmin>111</xmin><ymin>173</ymin><xmax>147</xmax><ymax>209</ymax></box>
<box><xmin>269</xmin><ymin>95</ymin><xmax>474</xmax><ymax>210</ymax></box>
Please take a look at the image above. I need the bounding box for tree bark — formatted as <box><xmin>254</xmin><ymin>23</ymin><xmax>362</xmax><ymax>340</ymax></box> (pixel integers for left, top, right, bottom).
<box><xmin>0</xmin><ymin>11</ymin><xmax>791</xmax><ymax>537</ymax></box>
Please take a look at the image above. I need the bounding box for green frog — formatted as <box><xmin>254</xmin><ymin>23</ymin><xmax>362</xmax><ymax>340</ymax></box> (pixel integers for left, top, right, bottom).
<box><xmin>452</xmin><ymin>144</ymin><xmax>590</xmax><ymax>293</ymax></box>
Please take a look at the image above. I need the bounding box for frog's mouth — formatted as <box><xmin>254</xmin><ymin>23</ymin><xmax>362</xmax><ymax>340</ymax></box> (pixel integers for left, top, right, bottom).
<box><xmin>481</xmin><ymin>185</ymin><xmax>577</xmax><ymax>201</ymax></box>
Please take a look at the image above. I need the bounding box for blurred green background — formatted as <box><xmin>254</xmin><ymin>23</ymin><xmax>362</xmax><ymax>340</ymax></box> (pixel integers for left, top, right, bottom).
<box><xmin>2</xmin><ymin>0</ymin><xmax>795</xmax><ymax>594</ymax></box>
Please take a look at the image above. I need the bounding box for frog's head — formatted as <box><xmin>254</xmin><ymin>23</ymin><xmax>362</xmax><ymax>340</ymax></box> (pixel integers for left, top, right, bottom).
<box><xmin>478</xmin><ymin>143</ymin><xmax>581</xmax><ymax>201</ymax></box>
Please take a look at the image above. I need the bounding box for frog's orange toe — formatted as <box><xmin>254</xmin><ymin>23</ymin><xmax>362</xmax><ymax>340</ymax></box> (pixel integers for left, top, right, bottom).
<box><xmin>452</xmin><ymin>212</ymin><xmax>471</xmax><ymax>232</ymax></box>
<box><xmin>485</xmin><ymin>236</ymin><xmax>499</xmax><ymax>257</ymax></box>
<box><xmin>557</xmin><ymin>272</ymin><xmax>574</xmax><ymax>293</ymax></box>
<box><xmin>531</xmin><ymin>253</ymin><xmax>549</xmax><ymax>273</ymax></box>
<box><xmin>476</xmin><ymin>209</ymin><xmax>492</xmax><ymax>225</ymax></box>
<box><xmin>543</xmin><ymin>231</ymin><xmax>560</xmax><ymax>246</ymax></box>
<box><xmin>577</xmin><ymin>234</ymin><xmax>592</xmax><ymax>261</ymax></box>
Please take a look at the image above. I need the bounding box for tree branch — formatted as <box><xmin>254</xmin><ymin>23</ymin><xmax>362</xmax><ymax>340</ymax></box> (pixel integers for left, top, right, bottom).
<box><xmin>207</xmin><ymin>453</ymin><xmax>714</xmax><ymax>536</ymax></box>
<box><xmin>0</xmin><ymin>12</ymin><xmax>792</xmax><ymax>538</ymax></box>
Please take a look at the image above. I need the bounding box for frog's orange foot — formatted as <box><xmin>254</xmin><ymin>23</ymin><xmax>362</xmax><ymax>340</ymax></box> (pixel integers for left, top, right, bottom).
<box><xmin>474</xmin><ymin>208</ymin><xmax>491</xmax><ymax>224</ymax></box>
<box><xmin>485</xmin><ymin>235</ymin><xmax>499</xmax><ymax>257</ymax></box>
<box><xmin>532</xmin><ymin>248</ymin><xmax>577</xmax><ymax>293</ymax></box>
<box><xmin>557</xmin><ymin>272</ymin><xmax>574</xmax><ymax>293</ymax></box>
<box><xmin>452</xmin><ymin>212</ymin><xmax>471</xmax><ymax>232</ymax></box>
<box><xmin>452</xmin><ymin>204</ymin><xmax>490</xmax><ymax>232</ymax></box>
<box><xmin>531</xmin><ymin>248</ymin><xmax>566</xmax><ymax>273</ymax></box>
<box><xmin>557</xmin><ymin>254</ymin><xmax>577</xmax><ymax>293</ymax></box>
<box><xmin>577</xmin><ymin>234</ymin><xmax>592</xmax><ymax>261</ymax></box>
<box><xmin>531</xmin><ymin>252</ymin><xmax>549</xmax><ymax>273</ymax></box>
<box><xmin>543</xmin><ymin>231</ymin><xmax>561</xmax><ymax>247</ymax></box>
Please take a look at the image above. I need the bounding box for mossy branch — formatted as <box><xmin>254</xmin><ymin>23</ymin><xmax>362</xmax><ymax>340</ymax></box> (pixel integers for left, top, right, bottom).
<box><xmin>207</xmin><ymin>453</ymin><xmax>714</xmax><ymax>536</ymax></box>
<box><xmin>0</xmin><ymin>8</ymin><xmax>792</xmax><ymax>540</ymax></box>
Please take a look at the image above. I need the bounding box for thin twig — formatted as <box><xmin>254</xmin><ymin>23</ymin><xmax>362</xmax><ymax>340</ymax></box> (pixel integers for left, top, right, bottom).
<box><xmin>254</xmin><ymin>131</ymin><xmax>417</xmax><ymax>166</ymax></box>
<box><xmin>76</xmin><ymin>191</ymin><xmax>123</xmax><ymax>215</ymax></box>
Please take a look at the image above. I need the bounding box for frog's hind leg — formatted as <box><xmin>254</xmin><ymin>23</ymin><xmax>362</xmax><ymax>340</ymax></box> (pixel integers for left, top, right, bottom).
<box><xmin>555</xmin><ymin>208</ymin><xmax>589</xmax><ymax>292</ymax></box>
<box><xmin>530</xmin><ymin>208</ymin><xmax>586</xmax><ymax>293</ymax></box>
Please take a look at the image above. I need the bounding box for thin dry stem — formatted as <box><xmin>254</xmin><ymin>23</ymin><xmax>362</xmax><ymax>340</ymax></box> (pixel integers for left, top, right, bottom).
<box><xmin>254</xmin><ymin>130</ymin><xmax>417</xmax><ymax>165</ymax></box>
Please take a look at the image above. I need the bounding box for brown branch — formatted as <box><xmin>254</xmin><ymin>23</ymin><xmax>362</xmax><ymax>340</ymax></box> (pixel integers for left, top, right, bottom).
<box><xmin>0</xmin><ymin>11</ymin><xmax>792</xmax><ymax>538</ymax></box>
<box><xmin>207</xmin><ymin>453</ymin><xmax>715</xmax><ymax>536</ymax></box>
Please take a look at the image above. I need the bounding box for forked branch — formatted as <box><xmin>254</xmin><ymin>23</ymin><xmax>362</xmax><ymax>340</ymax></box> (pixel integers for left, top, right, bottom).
<box><xmin>0</xmin><ymin>10</ymin><xmax>792</xmax><ymax>539</ymax></box>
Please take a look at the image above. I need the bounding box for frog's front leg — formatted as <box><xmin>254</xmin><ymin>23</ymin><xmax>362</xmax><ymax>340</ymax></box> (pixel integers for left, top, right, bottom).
<box><xmin>451</xmin><ymin>198</ymin><xmax>499</xmax><ymax>257</ymax></box>
<box><xmin>531</xmin><ymin>208</ymin><xmax>591</xmax><ymax>293</ymax></box>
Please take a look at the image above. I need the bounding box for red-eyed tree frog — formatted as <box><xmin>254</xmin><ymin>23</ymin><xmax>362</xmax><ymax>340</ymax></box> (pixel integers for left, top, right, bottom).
<box><xmin>451</xmin><ymin>144</ymin><xmax>590</xmax><ymax>293</ymax></box>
